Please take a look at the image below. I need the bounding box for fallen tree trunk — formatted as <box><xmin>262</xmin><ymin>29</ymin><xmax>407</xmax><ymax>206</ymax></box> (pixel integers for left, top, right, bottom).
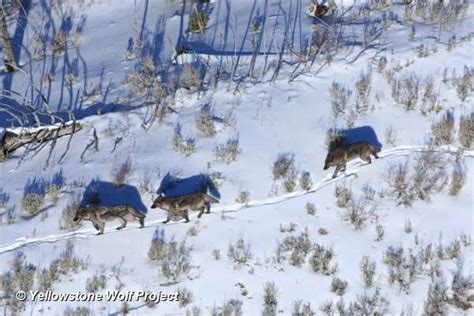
<box><xmin>0</xmin><ymin>121</ymin><xmax>82</xmax><ymax>160</ymax></box>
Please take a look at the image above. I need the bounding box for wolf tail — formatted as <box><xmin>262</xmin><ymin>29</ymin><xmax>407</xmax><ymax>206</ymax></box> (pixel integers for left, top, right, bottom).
<box><xmin>128</xmin><ymin>206</ymin><xmax>146</xmax><ymax>218</ymax></box>
<box><xmin>203</xmin><ymin>193</ymin><xmax>219</xmax><ymax>203</ymax></box>
<box><xmin>371</xmin><ymin>145</ymin><xmax>382</xmax><ymax>153</ymax></box>
<box><xmin>128</xmin><ymin>206</ymin><xmax>145</xmax><ymax>227</ymax></box>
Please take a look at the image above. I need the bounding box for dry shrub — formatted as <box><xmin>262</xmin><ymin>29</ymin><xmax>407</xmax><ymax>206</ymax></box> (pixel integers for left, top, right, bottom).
<box><xmin>293</xmin><ymin>301</ymin><xmax>315</xmax><ymax>316</ymax></box>
<box><xmin>111</xmin><ymin>158</ymin><xmax>133</xmax><ymax>187</ymax></box>
<box><xmin>148</xmin><ymin>228</ymin><xmax>167</xmax><ymax>261</ymax></box>
<box><xmin>420</xmin><ymin>76</ymin><xmax>442</xmax><ymax>115</ymax></box>
<box><xmin>196</xmin><ymin>104</ymin><xmax>216</xmax><ymax>137</ymax></box>
<box><xmin>449</xmin><ymin>261</ymin><xmax>473</xmax><ymax>310</ymax></box>
<box><xmin>38</xmin><ymin>241</ymin><xmax>87</xmax><ymax>292</ymax></box>
<box><xmin>423</xmin><ymin>278</ymin><xmax>448</xmax><ymax>315</ymax></box>
<box><xmin>228</xmin><ymin>238</ymin><xmax>253</xmax><ymax>266</ymax></box>
<box><xmin>306</xmin><ymin>202</ymin><xmax>316</xmax><ymax>215</ymax></box>
<box><xmin>360</xmin><ymin>256</ymin><xmax>377</xmax><ymax>288</ymax></box>
<box><xmin>330</xmin><ymin>82</ymin><xmax>352</xmax><ymax>118</ymax></box>
<box><xmin>449</xmin><ymin>163</ymin><xmax>466</xmax><ymax>196</ymax></box>
<box><xmin>172</xmin><ymin>124</ymin><xmax>197</xmax><ymax>156</ymax></box>
<box><xmin>309</xmin><ymin>244</ymin><xmax>337</xmax><ymax>275</ymax></box>
<box><xmin>330</xmin><ymin>277</ymin><xmax>348</xmax><ymax>296</ymax></box>
<box><xmin>276</xmin><ymin>228</ymin><xmax>313</xmax><ymax>266</ymax></box>
<box><xmin>52</xmin><ymin>30</ymin><xmax>67</xmax><ymax>54</ymax></box>
<box><xmin>85</xmin><ymin>274</ymin><xmax>107</xmax><ymax>293</ymax></box>
<box><xmin>0</xmin><ymin>252</ymin><xmax>36</xmax><ymax>314</ymax></box>
<box><xmin>346</xmin><ymin>288</ymin><xmax>389</xmax><ymax>315</ymax></box>
<box><xmin>355</xmin><ymin>69</ymin><xmax>372</xmax><ymax>113</ymax></box>
<box><xmin>384</xmin><ymin>125</ymin><xmax>399</xmax><ymax>147</ymax></box>
<box><xmin>384</xmin><ymin>151</ymin><xmax>448</xmax><ymax>207</ymax></box>
<box><xmin>391</xmin><ymin>74</ymin><xmax>420</xmax><ymax>111</ymax></box>
<box><xmin>299</xmin><ymin>171</ymin><xmax>312</xmax><ymax>190</ymax></box>
<box><xmin>340</xmin><ymin>195</ymin><xmax>381</xmax><ymax>231</ymax></box>
<box><xmin>431</xmin><ymin>111</ymin><xmax>454</xmax><ymax>145</ymax></box>
<box><xmin>21</xmin><ymin>193</ymin><xmax>44</xmax><ymax>216</ymax></box>
<box><xmin>147</xmin><ymin>228</ymin><xmax>193</xmax><ymax>281</ymax></box>
<box><xmin>178</xmin><ymin>64</ymin><xmax>204</xmax><ymax>90</ymax></box>
<box><xmin>335</xmin><ymin>184</ymin><xmax>352</xmax><ymax>208</ymax></box>
<box><xmin>214</xmin><ymin>136</ymin><xmax>241</xmax><ymax>164</ymax></box>
<box><xmin>211</xmin><ymin>299</ymin><xmax>243</xmax><ymax>316</ymax></box>
<box><xmin>125</xmin><ymin>56</ymin><xmax>156</xmax><ymax>96</ymax></box>
<box><xmin>458</xmin><ymin>113</ymin><xmax>474</xmax><ymax>148</ymax></box>
<box><xmin>235</xmin><ymin>190</ymin><xmax>250</xmax><ymax>204</ymax></box>
<box><xmin>178</xmin><ymin>287</ymin><xmax>194</xmax><ymax>307</ymax></box>
<box><xmin>262</xmin><ymin>282</ymin><xmax>278</xmax><ymax>316</ymax></box>
<box><xmin>272</xmin><ymin>153</ymin><xmax>296</xmax><ymax>180</ymax></box>
<box><xmin>282</xmin><ymin>169</ymin><xmax>298</xmax><ymax>193</ymax></box>
<box><xmin>455</xmin><ymin>66</ymin><xmax>473</xmax><ymax>102</ymax></box>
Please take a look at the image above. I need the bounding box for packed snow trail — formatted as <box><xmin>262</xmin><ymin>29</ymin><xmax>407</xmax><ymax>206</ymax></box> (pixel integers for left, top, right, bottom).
<box><xmin>0</xmin><ymin>145</ymin><xmax>472</xmax><ymax>255</ymax></box>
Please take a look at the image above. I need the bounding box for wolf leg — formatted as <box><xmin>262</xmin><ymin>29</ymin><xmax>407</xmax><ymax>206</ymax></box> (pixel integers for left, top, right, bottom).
<box><xmin>332</xmin><ymin>164</ymin><xmax>346</xmax><ymax>179</ymax></box>
<box><xmin>92</xmin><ymin>222</ymin><xmax>100</xmax><ymax>231</ymax></box>
<box><xmin>91</xmin><ymin>217</ymin><xmax>103</xmax><ymax>234</ymax></box>
<box><xmin>197</xmin><ymin>207</ymin><xmax>205</xmax><ymax>218</ymax></box>
<box><xmin>139</xmin><ymin>217</ymin><xmax>145</xmax><ymax>228</ymax></box>
<box><xmin>116</xmin><ymin>216</ymin><xmax>127</xmax><ymax>230</ymax></box>
<box><xmin>162</xmin><ymin>214</ymin><xmax>171</xmax><ymax>224</ymax></box>
<box><xmin>98</xmin><ymin>221</ymin><xmax>105</xmax><ymax>235</ymax></box>
<box><xmin>332</xmin><ymin>167</ymin><xmax>339</xmax><ymax>178</ymax></box>
<box><xmin>183</xmin><ymin>210</ymin><xmax>190</xmax><ymax>223</ymax></box>
<box><xmin>205</xmin><ymin>202</ymin><xmax>211</xmax><ymax>214</ymax></box>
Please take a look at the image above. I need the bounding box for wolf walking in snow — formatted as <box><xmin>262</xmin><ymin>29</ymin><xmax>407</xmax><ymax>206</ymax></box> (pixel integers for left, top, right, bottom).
<box><xmin>151</xmin><ymin>192</ymin><xmax>219</xmax><ymax>224</ymax></box>
<box><xmin>73</xmin><ymin>204</ymin><xmax>145</xmax><ymax>235</ymax></box>
<box><xmin>324</xmin><ymin>142</ymin><xmax>381</xmax><ymax>178</ymax></box>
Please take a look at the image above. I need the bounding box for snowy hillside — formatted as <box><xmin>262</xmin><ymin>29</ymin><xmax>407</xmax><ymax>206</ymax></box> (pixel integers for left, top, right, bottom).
<box><xmin>0</xmin><ymin>0</ymin><xmax>473</xmax><ymax>315</ymax></box>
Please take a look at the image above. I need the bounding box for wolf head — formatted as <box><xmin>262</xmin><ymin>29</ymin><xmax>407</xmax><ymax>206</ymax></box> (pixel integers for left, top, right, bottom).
<box><xmin>73</xmin><ymin>207</ymin><xmax>91</xmax><ymax>223</ymax></box>
<box><xmin>323</xmin><ymin>153</ymin><xmax>332</xmax><ymax>170</ymax></box>
<box><xmin>151</xmin><ymin>194</ymin><xmax>165</xmax><ymax>209</ymax></box>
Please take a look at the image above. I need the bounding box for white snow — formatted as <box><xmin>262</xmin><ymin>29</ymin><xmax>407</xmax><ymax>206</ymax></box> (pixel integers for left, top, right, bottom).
<box><xmin>0</xmin><ymin>0</ymin><xmax>473</xmax><ymax>315</ymax></box>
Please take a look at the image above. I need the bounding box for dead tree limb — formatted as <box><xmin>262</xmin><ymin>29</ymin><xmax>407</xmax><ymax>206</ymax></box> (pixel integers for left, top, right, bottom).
<box><xmin>0</xmin><ymin>5</ymin><xmax>18</xmax><ymax>72</ymax></box>
<box><xmin>80</xmin><ymin>128</ymin><xmax>99</xmax><ymax>162</ymax></box>
<box><xmin>0</xmin><ymin>121</ymin><xmax>82</xmax><ymax>160</ymax></box>
<box><xmin>58</xmin><ymin>113</ymin><xmax>78</xmax><ymax>164</ymax></box>
<box><xmin>111</xmin><ymin>136</ymin><xmax>123</xmax><ymax>154</ymax></box>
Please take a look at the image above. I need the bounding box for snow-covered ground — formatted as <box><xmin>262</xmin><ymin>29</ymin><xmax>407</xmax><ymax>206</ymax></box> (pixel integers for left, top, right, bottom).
<box><xmin>0</xmin><ymin>0</ymin><xmax>473</xmax><ymax>315</ymax></box>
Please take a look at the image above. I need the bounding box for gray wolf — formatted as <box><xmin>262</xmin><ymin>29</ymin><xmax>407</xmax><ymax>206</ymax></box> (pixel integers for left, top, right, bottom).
<box><xmin>151</xmin><ymin>192</ymin><xmax>219</xmax><ymax>224</ymax></box>
<box><xmin>73</xmin><ymin>204</ymin><xmax>145</xmax><ymax>235</ymax></box>
<box><xmin>324</xmin><ymin>142</ymin><xmax>381</xmax><ymax>178</ymax></box>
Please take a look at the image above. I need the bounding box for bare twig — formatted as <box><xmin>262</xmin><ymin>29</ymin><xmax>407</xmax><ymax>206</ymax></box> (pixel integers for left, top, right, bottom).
<box><xmin>80</xmin><ymin>128</ymin><xmax>99</xmax><ymax>162</ymax></box>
